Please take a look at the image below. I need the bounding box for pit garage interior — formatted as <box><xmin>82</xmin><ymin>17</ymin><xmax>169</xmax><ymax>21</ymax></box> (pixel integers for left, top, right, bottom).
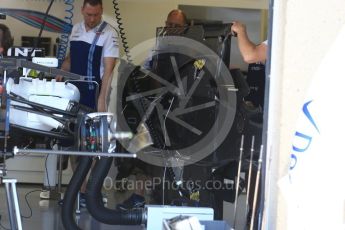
<box><xmin>1</xmin><ymin>0</ymin><xmax>345</xmax><ymax>230</ymax></box>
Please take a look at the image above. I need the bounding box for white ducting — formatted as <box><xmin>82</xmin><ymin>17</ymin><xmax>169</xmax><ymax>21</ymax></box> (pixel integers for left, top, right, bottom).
<box><xmin>7</xmin><ymin>77</ymin><xmax>80</xmax><ymax>131</ymax></box>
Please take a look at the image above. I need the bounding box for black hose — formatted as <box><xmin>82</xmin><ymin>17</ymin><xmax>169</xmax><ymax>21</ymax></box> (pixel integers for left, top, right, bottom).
<box><xmin>85</xmin><ymin>157</ymin><xmax>144</xmax><ymax>225</ymax></box>
<box><xmin>61</xmin><ymin>156</ymin><xmax>93</xmax><ymax>230</ymax></box>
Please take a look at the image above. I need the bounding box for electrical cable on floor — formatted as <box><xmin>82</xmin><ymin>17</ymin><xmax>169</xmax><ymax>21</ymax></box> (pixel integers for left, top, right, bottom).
<box><xmin>0</xmin><ymin>189</ymin><xmax>44</xmax><ymax>229</ymax></box>
<box><xmin>21</xmin><ymin>189</ymin><xmax>42</xmax><ymax>219</ymax></box>
<box><xmin>0</xmin><ymin>144</ymin><xmax>54</xmax><ymax>227</ymax></box>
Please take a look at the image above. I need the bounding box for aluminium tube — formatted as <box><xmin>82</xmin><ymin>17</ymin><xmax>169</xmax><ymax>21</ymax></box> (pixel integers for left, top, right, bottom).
<box><xmin>13</xmin><ymin>146</ymin><xmax>137</xmax><ymax>158</ymax></box>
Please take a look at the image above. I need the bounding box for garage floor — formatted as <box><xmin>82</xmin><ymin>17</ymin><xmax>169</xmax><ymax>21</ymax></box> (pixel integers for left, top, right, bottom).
<box><xmin>0</xmin><ymin>182</ymin><xmax>248</xmax><ymax>230</ymax></box>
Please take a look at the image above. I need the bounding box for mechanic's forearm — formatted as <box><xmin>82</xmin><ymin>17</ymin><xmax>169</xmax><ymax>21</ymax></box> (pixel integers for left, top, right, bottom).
<box><xmin>97</xmin><ymin>72</ymin><xmax>113</xmax><ymax>112</ymax></box>
<box><xmin>61</xmin><ymin>55</ymin><xmax>71</xmax><ymax>71</ymax></box>
<box><xmin>237</xmin><ymin>32</ymin><xmax>258</xmax><ymax>63</ymax></box>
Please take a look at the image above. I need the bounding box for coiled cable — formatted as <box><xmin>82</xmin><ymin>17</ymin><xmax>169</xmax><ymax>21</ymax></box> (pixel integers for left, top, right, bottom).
<box><xmin>113</xmin><ymin>0</ymin><xmax>132</xmax><ymax>63</ymax></box>
<box><xmin>56</xmin><ymin>0</ymin><xmax>74</xmax><ymax>68</ymax></box>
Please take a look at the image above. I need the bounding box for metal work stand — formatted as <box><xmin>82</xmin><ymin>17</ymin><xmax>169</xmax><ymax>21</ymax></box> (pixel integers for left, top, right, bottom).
<box><xmin>3</xmin><ymin>178</ymin><xmax>23</xmax><ymax>230</ymax></box>
<box><xmin>14</xmin><ymin>147</ymin><xmax>136</xmax><ymax>216</ymax></box>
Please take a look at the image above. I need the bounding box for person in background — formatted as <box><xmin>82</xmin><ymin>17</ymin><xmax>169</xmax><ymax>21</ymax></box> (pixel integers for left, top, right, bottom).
<box><xmin>231</xmin><ymin>20</ymin><xmax>267</xmax><ymax>108</ymax></box>
<box><xmin>231</xmin><ymin>20</ymin><xmax>267</xmax><ymax>228</ymax></box>
<box><xmin>144</xmin><ymin>9</ymin><xmax>187</xmax><ymax>70</ymax></box>
<box><xmin>59</xmin><ymin>0</ymin><xmax>119</xmax><ymax>112</ymax></box>
<box><xmin>231</xmin><ymin>21</ymin><xmax>267</xmax><ymax>63</ymax></box>
<box><xmin>165</xmin><ymin>9</ymin><xmax>187</xmax><ymax>28</ymax></box>
<box><xmin>0</xmin><ymin>23</ymin><xmax>13</xmax><ymax>58</ymax></box>
<box><xmin>115</xmin><ymin>9</ymin><xmax>188</xmax><ymax>211</ymax></box>
<box><xmin>57</xmin><ymin>0</ymin><xmax>119</xmax><ymax>207</ymax></box>
<box><xmin>0</xmin><ymin>23</ymin><xmax>13</xmax><ymax>94</ymax></box>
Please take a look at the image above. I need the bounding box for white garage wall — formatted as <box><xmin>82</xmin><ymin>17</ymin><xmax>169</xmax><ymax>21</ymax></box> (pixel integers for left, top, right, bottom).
<box><xmin>265</xmin><ymin>0</ymin><xmax>345</xmax><ymax>229</ymax></box>
<box><xmin>106</xmin><ymin>0</ymin><xmax>267</xmax><ymax>68</ymax></box>
<box><xmin>1</xmin><ymin>0</ymin><xmax>267</xmax><ymax>59</ymax></box>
